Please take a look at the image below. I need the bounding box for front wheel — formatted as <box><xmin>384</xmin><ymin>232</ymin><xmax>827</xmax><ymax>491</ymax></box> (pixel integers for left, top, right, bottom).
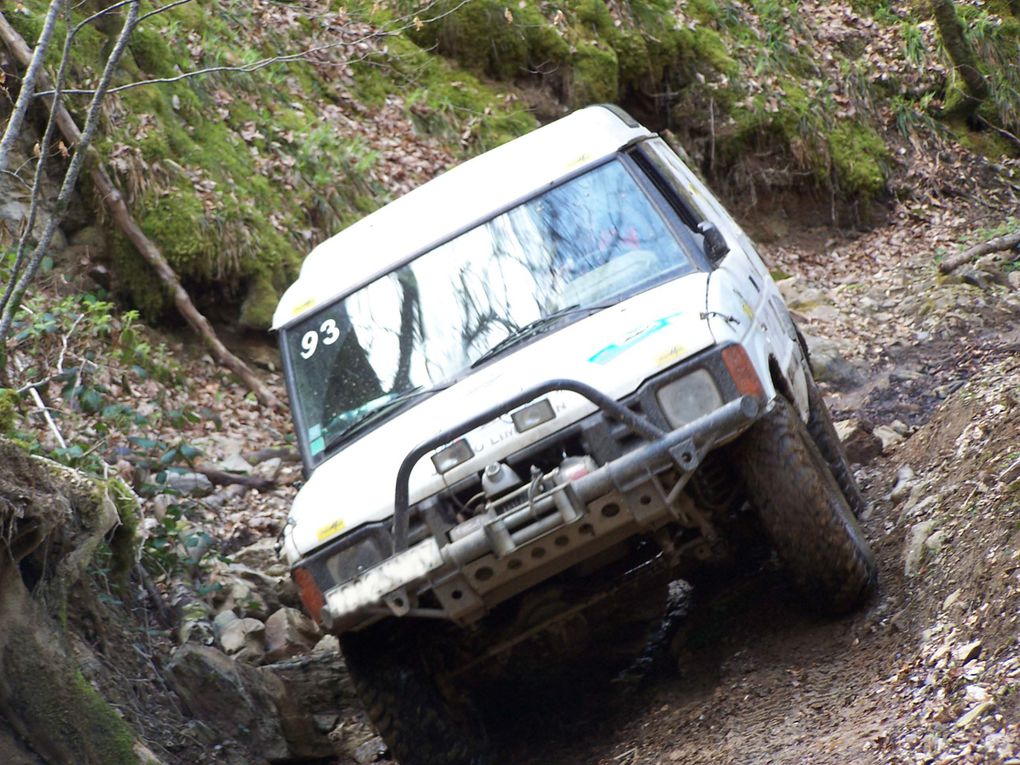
<box><xmin>734</xmin><ymin>397</ymin><xmax>876</xmax><ymax>614</ymax></box>
<box><xmin>340</xmin><ymin>622</ymin><xmax>489</xmax><ymax>765</ymax></box>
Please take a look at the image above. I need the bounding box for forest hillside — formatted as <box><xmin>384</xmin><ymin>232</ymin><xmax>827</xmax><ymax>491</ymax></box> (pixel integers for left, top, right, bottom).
<box><xmin>0</xmin><ymin>1</ymin><xmax>1018</xmax><ymax>763</ymax></box>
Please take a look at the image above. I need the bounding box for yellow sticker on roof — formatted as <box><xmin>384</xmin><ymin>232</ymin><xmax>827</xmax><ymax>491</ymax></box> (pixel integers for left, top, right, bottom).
<box><xmin>291</xmin><ymin>297</ymin><xmax>318</xmax><ymax>317</ymax></box>
<box><xmin>564</xmin><ymin>152</ymin><xmax>593</xmax><ymax>171</ymax></box>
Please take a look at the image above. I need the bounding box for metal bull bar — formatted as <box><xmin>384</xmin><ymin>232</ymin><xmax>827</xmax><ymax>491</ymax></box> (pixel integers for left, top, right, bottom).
<box><xmin>391</xmin><ymin>378</ymin><xmax>761</xmax><ymax>554</ymax></box>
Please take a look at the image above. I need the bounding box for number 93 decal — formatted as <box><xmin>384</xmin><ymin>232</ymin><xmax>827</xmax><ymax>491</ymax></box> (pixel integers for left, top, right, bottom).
<box><xmin>300</xmin><ymin>318</ymin><xmax>341</xmax><ymax>359</ymax></box>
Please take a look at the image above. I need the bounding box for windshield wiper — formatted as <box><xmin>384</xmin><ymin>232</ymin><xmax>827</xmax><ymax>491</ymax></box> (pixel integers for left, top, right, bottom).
<box><xmin>470</xmin><ymin>302</ymin><xmax>612</xmax><ymax>369</ymax></box>
<box><xmin>326</xmin><ymin>387</ymin><xmax>432</xmax><ymax>448</ymax></box>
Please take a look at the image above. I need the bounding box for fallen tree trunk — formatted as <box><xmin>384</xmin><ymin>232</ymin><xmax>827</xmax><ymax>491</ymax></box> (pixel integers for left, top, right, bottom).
<box><xmin>0</xmin><ymin>13</ymin><xmax>282</xmax><ymax>411</ymax></box>
<box><xmin>939</xmin><ymin>230</ymin><xmax>1020</xmax><ymax>274</ymax></box>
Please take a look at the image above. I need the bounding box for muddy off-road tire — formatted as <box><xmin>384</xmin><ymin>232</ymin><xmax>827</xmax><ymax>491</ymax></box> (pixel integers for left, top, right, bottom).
<box><xmin>794</xmin><ymin>327</ymin><xmax>867</xmax><ymax>518</ymax></box>
<box><xmin>340</xmin><ymin>623</ymin><xmax>489</xmax><ymax>765</ymax></box>
<box><xmin>804</xmin><ymin>376</ymin><xmax>869</xmax><ymax>519</ymax></box>
<box><xmin>735</xmin><ymin>397</ymin><xmax>876</xmax><ymax>614</ymax></box>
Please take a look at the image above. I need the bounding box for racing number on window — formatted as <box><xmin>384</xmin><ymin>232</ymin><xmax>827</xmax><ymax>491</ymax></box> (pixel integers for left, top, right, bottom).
<box><xmin>300</xmin><ymin>319</ymin><xmax>341</xmax><ymax>359</ymax></box>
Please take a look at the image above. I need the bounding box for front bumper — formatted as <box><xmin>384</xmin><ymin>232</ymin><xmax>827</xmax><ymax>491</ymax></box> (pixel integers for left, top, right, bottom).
<box><xmin>318</xmin><ymin>393</ymin><xmax>760</xmax><ymax>633</ymax></box>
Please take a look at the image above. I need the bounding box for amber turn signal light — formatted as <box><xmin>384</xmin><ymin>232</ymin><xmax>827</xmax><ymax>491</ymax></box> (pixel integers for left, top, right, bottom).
<box><xmin>721</xmin><ymin>344</ymin><xmax>765</xmax><ymax>401</ymax></box>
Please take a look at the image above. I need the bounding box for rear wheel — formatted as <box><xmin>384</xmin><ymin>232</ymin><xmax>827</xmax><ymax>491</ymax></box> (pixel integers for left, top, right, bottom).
<box><xmin>735</xmin><ymin>397</ymin><xmax>876</xmax><ymax>613</ymax></box>
<box><xmin>341</xmin><ymin>622</ymin><xmax>490</xmax><ymax>765</ymax></box>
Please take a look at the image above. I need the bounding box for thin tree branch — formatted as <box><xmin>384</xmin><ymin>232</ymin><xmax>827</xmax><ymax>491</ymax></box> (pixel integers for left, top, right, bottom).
<box><xmin>939</xmin><ymin>230</ymin><xmax>1020</xmax><ymax>274</ymax></box>
<box><xmin>0</xmin><ymin>6</ymin><xmax>282</xmax><ymax>409</ymax></box>
<box><xmin>0</xmin><ymin>0</ymin><xmax>61</xmax><ymax>173</ymax></box>
<box><xmin>36</xmin><ymin>0</ymin><xmax>474</xmax><ymax>97</ymax></box>
<box><xmin>0</xmin><ymin>1</ymin><xmax>75</xmax><ymax>325</ymax></box>
<box><xmin>138</xmin><ymin>0</ymin><xmax>195</xmax><ymax>25</ymax></box>
<box><xmin>0</xmin><ymin>2</ymin><xmax>140</xmax><ymax>345</ymax></box>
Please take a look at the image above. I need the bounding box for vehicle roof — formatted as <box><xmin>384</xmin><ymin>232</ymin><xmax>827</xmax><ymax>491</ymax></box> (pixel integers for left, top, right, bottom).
<box><xmin>272</xmin><ymin>105</ymin><xmax>654</xmax><ymax>330</ymax></box>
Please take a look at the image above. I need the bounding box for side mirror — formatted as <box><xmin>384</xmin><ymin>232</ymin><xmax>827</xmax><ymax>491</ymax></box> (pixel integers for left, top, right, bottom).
<box><xmin>697</xmin><ymin>221</ymin><xmax>730</xmax><ymax>264</ymax></box>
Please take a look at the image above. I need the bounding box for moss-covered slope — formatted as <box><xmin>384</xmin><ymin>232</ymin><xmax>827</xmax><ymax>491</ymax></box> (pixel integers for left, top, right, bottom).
<box><xmin>7</xmin><ymin>0</ymin><xmax>535</xmax><ymax>326</ymax></box>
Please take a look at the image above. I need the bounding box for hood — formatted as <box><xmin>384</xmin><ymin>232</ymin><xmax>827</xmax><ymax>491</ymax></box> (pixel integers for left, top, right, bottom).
<box><xmin>283</xmin><ymin>273</ymin><xmax>714</xmax><ymax>562</ymax></box>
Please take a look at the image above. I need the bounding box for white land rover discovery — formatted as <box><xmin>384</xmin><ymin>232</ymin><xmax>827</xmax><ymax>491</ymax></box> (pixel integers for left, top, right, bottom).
<box><xmin>273</xmin><ymin>105</ymin><xmax>875</xmax><ymax>765</ymax></box>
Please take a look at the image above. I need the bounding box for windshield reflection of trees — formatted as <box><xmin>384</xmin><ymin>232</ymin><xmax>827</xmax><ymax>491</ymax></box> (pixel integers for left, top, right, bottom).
<box><xmin>311</xmin><ymin>160</ymin><xmax>690</xmax><ymax>433</ymax></box>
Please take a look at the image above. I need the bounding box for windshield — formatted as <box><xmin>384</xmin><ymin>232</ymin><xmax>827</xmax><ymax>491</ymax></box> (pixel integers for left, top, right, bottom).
<box><xmin>283</xmin><ymin>158</ymin><xmax>697</xmax><ymax>461</ymax></box>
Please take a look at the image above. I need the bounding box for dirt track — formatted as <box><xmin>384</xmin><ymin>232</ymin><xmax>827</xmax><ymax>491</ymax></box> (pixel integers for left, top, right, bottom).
<box><xmin>493</xmin><ymin>225</ymin><xmax>1020</xmax><ymax>765</ymax></box>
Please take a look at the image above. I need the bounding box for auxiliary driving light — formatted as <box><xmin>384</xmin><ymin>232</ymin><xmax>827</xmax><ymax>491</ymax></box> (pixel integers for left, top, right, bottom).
<box><xmin>431</xmin><ymin>438</ymin><xmax>474</xmax><ymax>473</ymax></box>
<box><xmin>511</xmin><ymin>398</ymin><xmax>556</xmax><ymax>433</ymax></box>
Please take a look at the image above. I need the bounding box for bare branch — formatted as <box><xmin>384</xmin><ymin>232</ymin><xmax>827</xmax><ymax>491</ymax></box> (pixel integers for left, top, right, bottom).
<box><xmin>0</xmin><ymin>2</ymin><xmax>141</xmax><ymax>346</ymax></box>
<box><xmin>0</xmin><ymin>2</ymin><xmax>75</xmax><ymax>325</ymax></box>
<box><xmin>939</xmin><ymin>230</ymin><xmax>1020</xmax><ymax>274</ymax></box>
<box><xmin>138</xmin><ymin>0</ymin><xmax>195</xmax><ymax>25</ymax></box>
<box><xmin>0</xmin><ymin>0</ymin><xmax>62</xmax><ymax>172</ymax></box>
<box><xmin>0</xmin><ymin>5</ymin><xmax>282</xmax><ymax>409</ymax></box>
<box><xmin>36</xmin><ymin>0</ymin><xmax>474</xmax><ymax>97</ymax></box>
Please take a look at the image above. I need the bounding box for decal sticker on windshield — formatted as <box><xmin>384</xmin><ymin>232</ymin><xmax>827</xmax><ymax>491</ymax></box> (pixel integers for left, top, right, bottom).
<box><xmin>588</xmin><ymin>312</ymin><xmax>685</xmax><ymax>365</ymax></box>
<box><xmin>308</xmin><ymin>425</ymin><xmax>325</xmax><ymax>456</ymax></box>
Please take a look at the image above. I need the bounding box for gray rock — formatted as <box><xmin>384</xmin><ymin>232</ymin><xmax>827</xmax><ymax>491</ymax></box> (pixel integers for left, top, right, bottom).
<box><xmin>924</xmin><ymin>529</ymin><xmax>948</xmax><ymax>555</ymax></box>
<box><xmin>955</xmin><ymin>639</ymin><xmax>982</xmax><ymax>664</ymax></box>
<box><xmin>353</xmin><ymin>736</ymin><xmax>388</xmax><ymax>764</ymax></box>
<box><xmin>809</xmin><ymin>350</ymin><xmax>863</xmax><ymax>388</ymax></box>
<box><xmin>314</xmin><ymin>713</ymin><xmax>339</xmax><ymax>733</ymax></box>
<box><xmin>955</xmin><ymin>701</ymin><xmax>995</xmax><ymax>728</ymax></box>
<box><xmin>890</xmin><ymin>465</ymin><xmax>916</xmax><ymax>504</ymax></box>
<box><xmin>219</xmin><ymin>617</ymin><xmax>266</xmax><ymax>657</ymax></box>
<box><xmin>834</xmin><ymin>419</ymin><xmax>882</xmax><ymax>464</ymax></box>
<box><xmin>312</xmin><ymin>635</ymin><xmax>341</xmax><ymax>655</ymax></box>
<box><xmin>942</xmin><ymin>588</ymin><xmax>963</xmax><ymax>611</ymax></box>
<box><xmin>212</xmin><ymin>609</ymin><xmax>240</xmax><ymax>638</ymax></box>
<box><xmin>889</xmin><ymin>419</ymin><xmax>911</xmax><ymax>436</ymax></box>
<box><xmin>261</xmin><ymin>651</ymin><xmax>359</xmax><ymax>759</ymax></box>
<box><xmin>231</xmin><ymin>538</ymin><xmax>281</xmax><ymax>570</ymax></box>
<box><xmin>904</xmin><ymin>520</ymin><xmax>936</xmax><ymax>576</ymax></box>
<box><xmin>265</xmin><ymin>607</ymin><xmax>320</xmax><ymax>663</ymax></box>
<box><xmin>873</xmin><ymin>425</ymin><xmax>905</xmax><ymax>451</ymax></box>
<box><xmin>219</xmin><ymin>454</ymin><xmax>254</xmax><ymax>474</ymax></box>
<box><xmin>163</xmin><ymin>470</ymin><xmax>214</xmax><ymax>497</ymax></box>
<box><xmin>255</xmin><ymin>457</ymin><xmax>283</xmax><ymax>481</ymax></box>
<box><xmin>166</xmin><ymin>644</ymin><xmax>289</xmax><ymax>761</ymax></box>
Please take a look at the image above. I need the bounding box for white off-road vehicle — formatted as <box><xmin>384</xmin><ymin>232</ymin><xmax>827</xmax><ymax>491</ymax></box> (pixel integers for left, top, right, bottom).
<box><xmin>273</xmin><ymin>105</ymin><xmax>875</xmax><ymax>765</ymax></box>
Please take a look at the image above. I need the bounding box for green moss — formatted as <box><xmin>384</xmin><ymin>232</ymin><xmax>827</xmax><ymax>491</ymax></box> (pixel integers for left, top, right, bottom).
<box><xmin>688</xmin><ymin>0</ymin><xmax>722</xmax><ymax>23</ymax></box>
<box><xmin>610</xmin><ymin>29</ymin><xmax>653</xmax><ymax>85</ymax></box>
<box><xmin>103</xmin><ymin>478</ymin><xmax>140</xmax><ymax>589</ymax></box>
<box><xmin>140</xmin><ymin>191</ymin><xmax>217</xmax><ymax>279</ymax></box>
<box><xmin>2</xmin><ymin>627</ymin><xmax>139</xmax><ymax>764</ymax></box>
<box><xmin>0</xmin><ymin>389</ymin><xmax>17</xmax><ymax>436</ymax></box>
<box><xmin>691</xmin><ymin>27</ymin><xmax>740</xmax><ymax>78</ymax></box>
<box><xmin>109</xmin><ymin>232</ymin><xmax>167</xmax><ymax>321</ymax></box>
<box><xmin>238</xmin><ymin>273</ymin><xmax>281</xmax><ymax>330</ymax></box>
<box><xmin>127</xmin><ymin>25</ymin><xmax>178</xmax><ymax>78</ymax></box>
<box><xmin>828</xmin><ymin>122</ymin><xmax>889</xmax><ymax>196</ymax></box>
<box><xmin>570</xmin><ymin>42</ymin><xmax>619</xmax><ymax>107</ymax></box>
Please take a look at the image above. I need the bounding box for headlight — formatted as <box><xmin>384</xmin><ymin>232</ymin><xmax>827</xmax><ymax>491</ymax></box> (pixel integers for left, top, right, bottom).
<box><xmin>325</xmin><ymin>534</ymin><xmax>388</xmax><ymax>583</ymax></box>
<box><xmin>655</xmin><ymin>369</ymin><xmax>723</xmax><ymax>428</ymax></box>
